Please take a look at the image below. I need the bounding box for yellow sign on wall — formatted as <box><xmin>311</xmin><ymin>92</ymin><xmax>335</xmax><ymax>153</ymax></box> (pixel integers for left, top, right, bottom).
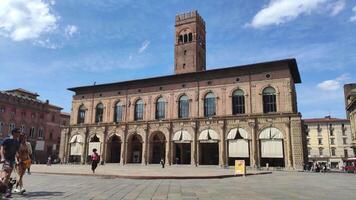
<box><xmin>235</xmin><ymin>160</ymin><xmax>246</xmax><ymax>176</ymax></box>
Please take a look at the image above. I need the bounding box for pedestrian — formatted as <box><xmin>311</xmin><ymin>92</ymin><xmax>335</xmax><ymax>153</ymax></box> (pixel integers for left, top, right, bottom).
<box><xmin>47</xmin><ymin>156</ymin><xmax>52</xmax><ymax>166</ymax></box>
<box><xmin>26</xmin><ymin>140</ymin><xmax>32</xmax><ymax>175</ymax></box>
<box><xmin>91</xmin><ymin>149</ymin><xmax>100</xmax><ymax>173</ymax></box>
<box><xmin>0</xmin><ymin>128</ymin><xmax>21</xmax><ymax>198</ymax></box>
<box><xmin>14</xmin><ymin>133</ymin><xmax>31</xmax><ymax>194</ymax></box>
<box><xmin>160</xmin><ymin>158</ymin><xmax>165</xmax><ymax>168</ymax></box>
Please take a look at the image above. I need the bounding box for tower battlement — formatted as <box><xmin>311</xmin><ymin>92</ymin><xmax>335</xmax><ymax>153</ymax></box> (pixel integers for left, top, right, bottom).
<box><xmin>175</xmin><ymin>10</ymin><xmax>205</xmax><ymax>29</ymax></box>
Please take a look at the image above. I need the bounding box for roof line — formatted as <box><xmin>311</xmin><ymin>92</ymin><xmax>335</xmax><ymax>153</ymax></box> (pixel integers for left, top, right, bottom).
<box><xmin>68</xmin><ymin>58</ymin><xmax>300</xmax><ymax>92</ymax></box>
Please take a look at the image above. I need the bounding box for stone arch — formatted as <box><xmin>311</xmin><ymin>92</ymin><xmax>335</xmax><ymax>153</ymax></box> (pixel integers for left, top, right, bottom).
<box><xmin>148</xmin><ymin>130</ymin><xmax>166</xmax><ymax>164</ymax></box>
<box><xmin>172</xmin><ymin>129</ymin><xmax>192</xmax><ymax>164</ymax></box>
<box><xmin>153</xmin><ymin>94</ymin><xmax>166</xmax><ymax>104</ymax></box>
<box><xmin>200</xmin><ymin>89</ymin><xmax>215</xmax><ymax>100</ymax></box>
<box><xmin>112</xmin><ymin>99</ymin><xmax>124</xmax><ymax>108</ymax></box>
<box><xmin>226</xmin><ymin>127</ymin><xmax>251</xmax><ymax>166</ymax></box>
<box><xmin>259</xmin><ymin>84</ymin><xmax>280</xmax><ymax>95</ymax></box>
<box><xmin>176</xmin><ymin>92</ymin><xmax>192</xmax><ymax>102</ymax></box>
<box><xmin>106</xmin><ymin>134</ymin><xmax>122</xmax><ymax>163</ymax></box>
<box><xmin>229</xmin><ymin>87</ymin><xmax>248</xmax><ymax>97</ymax></box>
<box><xmin>178</xmin><ymin>28</ymin><xmax>192</xmax><ymax>36</ymax></box>
<box><xmin>198</xmin><ymin>128</ymin><xmax>220</xmax><ymax>165</ymax></box>
<box><xmin>258</xmin><ymin>126</ymin><xmax>285</xmax><ymax>167</ymax></box>
<box><xmin>257</xmin><ymin>125</ymin><xmax>286</xmax><ymax>140</ymax></box>
<box><xmin>126</xmin><ymin>132</ymin><xmax>144</xmax><ymax>163</ymax></box>
<box><xmin>68</xmin><ymin>134</ymin><xmax>84</xmax><ymax>163</ymax></box>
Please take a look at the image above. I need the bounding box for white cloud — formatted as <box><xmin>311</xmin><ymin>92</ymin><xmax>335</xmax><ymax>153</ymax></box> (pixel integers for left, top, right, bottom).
<box><xmin>138</xmin><ymin>40</ymin><xmax>150</xmax><ymax>53</ymax></box>
<box><xmin>329</xmin><ymin>0</ymin><xmax>346</xmax><ymax>16</ymax></box>
<box><xmin>33</xmin><ymin>38</ymin><xmax>60</xmax><ymax>49</ymax></box>
<box><xmin>65</xmin><ymin>25</ymin><xmax>78</xmax><ymax>38</ymax></box>
<box><xmin>350</xmin><ymin>6</ymin><xmax>356</xmax><ymax>22</ymax></box>
<box><xmin>0</xmin><ymin>0</ymin><xmax>58</xmax><ymax>41</ymax></box>
<box><xmin>317</xmin><ymin>74</ymin><xmax>350</xmax><ymax>91</ymax></box>
<box><xmin>248</xmin><ymin>0</ymin><xmax>330</xmax><ymax>28</ymax></box>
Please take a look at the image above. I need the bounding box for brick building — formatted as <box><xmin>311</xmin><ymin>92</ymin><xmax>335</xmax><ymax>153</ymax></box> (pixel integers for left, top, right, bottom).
<box><xmin>0</xmin><ymin>88</ymin><xmax>70</xmax><ymax>163</ymax></box>
<box><xmin>60</xmin><ymin>11</ymin><xmax>305</xmax><ymax>169</ymax></box>
<box><xmin>344</xmin><ymin>83</ymin><xmax>356</xmax><ymax>155</ymax></box>
<box><xmin>303</xmin><ymin>116</ymin><xmax>354</xmax><ymax>168</ymax></box>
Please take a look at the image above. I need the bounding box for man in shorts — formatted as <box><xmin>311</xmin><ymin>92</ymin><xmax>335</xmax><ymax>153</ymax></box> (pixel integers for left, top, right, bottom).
<box><xmin>0</xmin><ymin>128</ymin><xmax>20</xmax><ymax>198</ymax></box>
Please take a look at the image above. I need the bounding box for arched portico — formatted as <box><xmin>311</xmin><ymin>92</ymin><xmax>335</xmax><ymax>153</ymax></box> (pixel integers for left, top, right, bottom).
<box><xmin>148</xmin><ymin>131</ymin><xmax>166</xmax><ymax>164</ymax></box>
<box><xmin>172</xmin><ymin>130</ymin><xmax>192</xmax><ymax>164</ymax></box>
<box><xmin>106</xmin><ymin>134</ymin><xmax>121</xmax><ymax>163</ymax></box>
<box><xmin>227</xmin><ymin>128</ymin><xmax>251</xmax><ymax>166</ymax></box>
<box><xmin>126</xmin><ymin>133</ymin><xmax>143</xmax><ymax>163</ymax></box>
<box><xmin>69</xmin><ymin>135</ymin><xmax>84</xmax><ymax>163</ymax></box>
<box><xmin>198</xmin><ymin>129</ymin><xmax>219</xmax><ymax>165</ymax></box>
<box><xmin>259</xmin><ymin>127</ymin><xmax>285</xmax><ymax>167</ymax></box>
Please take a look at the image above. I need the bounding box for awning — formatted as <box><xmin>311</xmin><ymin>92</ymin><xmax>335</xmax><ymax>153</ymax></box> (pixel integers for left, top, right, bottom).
<box><xmin>199</xmin><ymin>129</ymin><xmax>219</xmax><ymax>141</ymax></box>
<box><xmin>227</xmin><ymin>128</ymin><xmax>249</xmax><ymax>140</ymax></box>
<box><xmin>70</xmin><ymin>135</ymin><xmax>83</xmax><ymax>143</ymax></box>
<box><xmin>259</xmin><ymin>127</ymin><xmax>283</xmax><ymax>140</ymax></box>
<box><xmin>173</xmin><ymin>130</ymin><xmax>192</xmax><ymax>142</ymax></box>
<box><xmin>70</xmin><ymin>142</ymin><xmax>83</xmax><ymax>156</ymax></box>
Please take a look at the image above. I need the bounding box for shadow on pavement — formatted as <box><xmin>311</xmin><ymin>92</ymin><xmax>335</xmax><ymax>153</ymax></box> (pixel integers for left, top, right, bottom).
<box><xmin>17</xmin><ymin>191</ymin><xmax>64</xmax><ymax>198</ymax></box>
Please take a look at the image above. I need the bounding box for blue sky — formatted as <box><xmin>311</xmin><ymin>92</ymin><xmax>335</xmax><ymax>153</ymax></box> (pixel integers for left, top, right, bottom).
<box><xmin>0</xmin><ymin>0</ymin><xmax>355</xmax><ymax>119</ymax></box>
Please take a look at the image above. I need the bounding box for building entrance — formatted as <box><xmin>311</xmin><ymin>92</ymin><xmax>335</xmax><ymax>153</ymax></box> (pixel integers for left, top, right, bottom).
<box><xmin>174</xmin><ymin>143</ymin><xmax>191</xmax><ymax>164</ymax></box>
<box><xmin>149</xmin><ymin>132</ymin><xmax>166</xmax><ymax>164</ymax></box>
<box><xmin>107</xmin><ymin>135</ymin><xmax>121</xmax><ymax>163</ymax></box>
<box><xmin>199</xmin><ymin>143</ymin><xmax>219</xmax><ymax>165</ymax></box>
<box><xmin>127</xmin><ymin>134</ymin><xmax>142</xmax><ymax>163</ymax></box>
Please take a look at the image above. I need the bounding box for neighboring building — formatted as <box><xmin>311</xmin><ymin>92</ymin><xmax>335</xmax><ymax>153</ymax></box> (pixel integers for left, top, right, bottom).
<box><xmin>0</xmin><ymin>88</ymin><xmax>69</xmax><ymax>163</ymax></box>
<box><xmin>303</xmin><ymin>116</ymin><xmax>354</xmax><ymax>168</ymax></box>
<box><xmin>344</xmin><ymin>83</ymin><xmax>356</xmax><ymax>155</ymax></box>
<box><xmin>60</xmin><ymin>10</ymin><xmax>305</xmax><ymax>169</ymax></box>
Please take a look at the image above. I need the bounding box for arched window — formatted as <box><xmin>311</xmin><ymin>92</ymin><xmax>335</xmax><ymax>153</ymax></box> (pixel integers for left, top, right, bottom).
<box><xmin>204</xmin><ymin>92</ymin><xmax>216</xmax><ymax>117</ymax></box>
<box><xmin>77</xmin><ymin>105</ymin><xmax>86</xmax><ymax>124</ymax></box>
<box><xmin>114</xmin><ymin>102</ymin><xmax>123</xmax><ymax>123</ymax></box>
<box><xmin>179</xmin><ymin>95</ymin><xmax>189</xmax><ymax>118</ymax></box>
<box><xmin>178</xmin><ymin>35</ymin><xmax>183</xmax><ymax>43</ymax></box>
<box><xmin>262</xmin><ymin>87</ymin><xmax>277</xmax><ymax>113</ymax></box>
<box><xmin>95</xmin><ymin>103</ymin><xmax>104</xmax><ymax>123</ymax></box>
<box><xmin>134</xmin><ymin>99</ymin><xmax>144</xmax><ymax>121</ymax></box>
<box><xmin>155</xmin><ymin>97</ymin><xmax>165</xmax><ymax>120</ymax></box>
<box><xmin>232</xmin><ymin>89</ymin><xmax>245</xmax><ymax>114</ymax></box>
<box><xmin>183</xmin><ymin>34</ymin><xmax>188</xmax><ymax>43</ymax></box>
<box><xmin>188</xmin><ymin>33</ymin><xmax>193</xmax><ymax>42</ymax></box>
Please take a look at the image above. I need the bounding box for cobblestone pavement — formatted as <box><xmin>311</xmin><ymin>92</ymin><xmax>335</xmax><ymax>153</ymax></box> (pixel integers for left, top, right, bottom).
<box><xmin>7</xmin><ymin>172</ymin><xmax>356</xmax><ymax>200</ymax></box>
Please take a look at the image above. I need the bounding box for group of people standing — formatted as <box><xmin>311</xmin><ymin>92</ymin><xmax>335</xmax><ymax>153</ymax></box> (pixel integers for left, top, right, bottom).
<box><xmin>0</xmin><ymin>128</ymin><xmax>32</xmax><ymax>198</ymax></box>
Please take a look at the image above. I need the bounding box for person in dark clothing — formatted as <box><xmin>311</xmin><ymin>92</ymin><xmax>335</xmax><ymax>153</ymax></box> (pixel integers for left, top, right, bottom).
<box><xmin>90</xmin><ymin>149</ymin><xmax>100</xmax><ymax>173</ymax></box>
<box><xmin>160</xmin><ymin>158</ymin><xmax>165</xmax><ymax>168</ymax></box>
<box><xmin>0</xmin><ymin>128</ymin><xmax>21</xmax><ymax>198</ymax></box>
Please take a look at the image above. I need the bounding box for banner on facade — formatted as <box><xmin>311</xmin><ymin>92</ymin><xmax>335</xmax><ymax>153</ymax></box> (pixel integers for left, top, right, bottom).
<box><xmin>35</xmin><ymin>140</ymin><xmax>45</xmax><ymax>151</ymax></box>
<box><xmin>235</xmin><ymin>160</ymin><xmax>246</xmax><ymax>176</ymax></box>
<box><xmin>88</xmin><ymin>142</ymin><xmax>101</xmax><ymax>155</ymax></box>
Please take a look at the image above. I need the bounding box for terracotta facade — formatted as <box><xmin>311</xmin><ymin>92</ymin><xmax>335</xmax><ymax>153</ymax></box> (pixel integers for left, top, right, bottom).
<box><xmin>60</xmin><ymin>11</ymin><xmax>305</xmax><ymax>169</ymax></box>
<box><xmin>0</xmin><ymin>89</ymin><xmax>70</xmax><ymax>163</ymax></box>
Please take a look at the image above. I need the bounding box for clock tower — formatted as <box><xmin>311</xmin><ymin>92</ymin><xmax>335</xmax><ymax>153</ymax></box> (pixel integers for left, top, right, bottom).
<box><xmin>174</xmin><ymin>11</ymin><xmax>206</xmax><ymax>74</ymax></box>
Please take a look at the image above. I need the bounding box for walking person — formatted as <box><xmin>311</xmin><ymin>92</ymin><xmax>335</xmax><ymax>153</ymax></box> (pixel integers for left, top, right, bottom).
<box><xmin>0</xmin><ymin>128</ymin><xmax>21</xmax><ymax>198</ymax></box>
<box><xmin>26</xmin><ymin>140</ymin><xmax>32</xmax><ymax>175</ymax></box>
<box><xmin>47</xmin><ymin>156</ymin><xmax>52</xmax><ymax>166</ymax></box>
<box><xmin>90</xmin><ymin>149</ymin><xmax>100</xmax><ymax>173</ymax></box>
<box><xmin>160</xmin><ymin>158</ymin><xmax>165</xmax><ymax>168</ymax></box>
<box><xmin>14</xmin><ymin>133</ymin><xmax>31</xmax><ymax>194</ymax></box>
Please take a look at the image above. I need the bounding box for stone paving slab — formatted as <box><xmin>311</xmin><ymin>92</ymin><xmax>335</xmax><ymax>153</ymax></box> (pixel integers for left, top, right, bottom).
<box><xmin>29</xmin><ymin>164</ymin><xmax>270</xmax><ymax>179</ymax></box>
<box><xmin>5</xmin><ymin>172</ymin><xmax>356</xmax><ymax>200</ymax></box>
